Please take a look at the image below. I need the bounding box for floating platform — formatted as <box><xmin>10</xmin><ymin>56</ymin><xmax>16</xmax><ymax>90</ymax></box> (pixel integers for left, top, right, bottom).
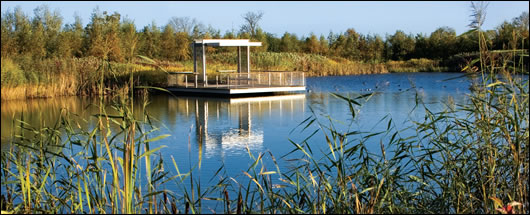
<box><xmin>164</xmin><ymin>39</ymin><xmax>306</xmax><ymax>96</ymax></box>
<box><xmin>167</xmin><ymin>85</ymin><xmax>306</xmax><ymax>95</ymax></box>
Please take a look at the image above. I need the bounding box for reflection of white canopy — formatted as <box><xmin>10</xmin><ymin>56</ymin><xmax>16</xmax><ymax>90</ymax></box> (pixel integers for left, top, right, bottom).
<box><xmin>194</xmin><ymin>94</ymin><xmax>306</xmax><ymax>159</ymax></box>
<box><xmin>204</xmin><ymin>129</ymin><xmax>264</xmax><ymax>158</ymax></box>
<box><xmin>194</xmin><ymin>39</ymin><xmax>262</xmax><ymax>47</ymax></box>
<box><xmin>229</xmin><ymin>94</ymin><xmax>306</xmax><ymax>104</ymax></box>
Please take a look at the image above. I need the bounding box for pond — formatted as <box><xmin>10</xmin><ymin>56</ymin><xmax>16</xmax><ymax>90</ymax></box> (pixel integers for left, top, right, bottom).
<box><xmin>1</xmin><ymin>72</ymin><xmax>475</xmax><ymax>211</ymax></box>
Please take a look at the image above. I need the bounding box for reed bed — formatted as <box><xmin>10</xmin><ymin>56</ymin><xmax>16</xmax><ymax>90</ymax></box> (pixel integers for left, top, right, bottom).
<box><xmin>2</xmin><ymin>52</ymin><xmax>448</xmax><ymax>100</ymax></box>
<box><xmin>0</xmin><ymin>56</ymin><xmax>168</xmax><ymax>100</ymax></box>
<box><xmin>386</xmin><ymin>58</ymin><xmax>449</xmax><ymax>73</ymax></box>
<box><xmin>207</xmin><ymin>52</ymin><xmax>392</xmax><ymax>76</ymax></box>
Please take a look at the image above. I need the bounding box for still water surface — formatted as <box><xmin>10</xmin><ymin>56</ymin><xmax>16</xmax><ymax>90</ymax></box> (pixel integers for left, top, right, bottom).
<box><xmin>1</xmin><ymin>72</ymin><xmax>473</xmax><ymax>197</ymax></box>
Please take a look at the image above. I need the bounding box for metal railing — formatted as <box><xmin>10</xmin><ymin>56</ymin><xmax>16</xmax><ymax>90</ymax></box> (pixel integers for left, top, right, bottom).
<box><xmin>168</xmin><ymin>71</ymin><xmax>305</xmax><ymax>89</ymax></box>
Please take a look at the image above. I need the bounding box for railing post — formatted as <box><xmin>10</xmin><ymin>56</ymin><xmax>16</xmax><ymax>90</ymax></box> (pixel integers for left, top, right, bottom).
<box><xmin>302</xmin><ymin>72</ymin><xmax>305</xmax><ymax>86</ymax></box>
<box><xmin>185</xmin><ymin>75</ymin><xmax>188</xmax><ymax>88</ymax></box>
<box><xmin>290</xmin><ymin>72</ymin><xmax>293</xmax><ymax>86</ymax></box>
<box><xmin>268</xmin><ymin>72</ymin><xmax>271</xmax><ymax>86</ymax></box>
<box><xmin>216</xmin><ymin>75</ymin><xmax>218</xmax><ymax>88</ymax></box>
<box><xmin>279</xmin><ymin>73</ymin><xmax>282</xmax><ymax>86</ymax></box>
<box><xmin>194</xmin><ymin>74</ymin><xmax>198</xmax><ymax>88</ymax></box>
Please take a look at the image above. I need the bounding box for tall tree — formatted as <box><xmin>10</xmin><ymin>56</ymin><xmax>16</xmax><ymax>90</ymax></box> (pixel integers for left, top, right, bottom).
<box><xmin>138</xmin><ymin>21</ymin><xmax>161</xmax><ymax>59</ymax></box>
<box><xmin>159</xmin><ymin>24</ymin><xmax>178</xmax><ymax>60</ymax></box>
<box><xmin>120</xmin><ymin>18</ymin><xmax>138</xmax><ymax>62</ymax></box>
<box><xmin>1</xmin><ymin>9</ymin><xmax>16</xmax><ymax>58</ymax></box>
<box><xmin>429</xmin><ymin>26</ymin><xmax>457</xmax><ymax>59</ymax></box>
<box><xmin>253</xmin><ymin>28</ymin><xmax>269</xmax><ymax>52</ymax></box>
<box><xmin>169</xmin><ymin>16</ymin><xmax>200</xmax><ymax>34</ymax></box>
<box><xmin>342</xmin><ymin>28</ymin><xmax>361</xmax><ymax>60</ymax></box>
<box><xmin>387</xmin><ymin>30</ymin><xmax>415</xmax><ymax>60</ymax></box>
<box><xmin>240</xmin><ymin>11</ymin><xmax>264</xmax><ymax>39</ymax></box>
<box><xmin>174</xmin><ymin>31</ymin><xmax>190</xmax><ymax>60</ymax></box>
<box><xmin>304</xmin><ymin>33</ymin><xmax>320</xmax><ymax>54</ymax></box>
<box><xmin>33</xmin><ymin>5</ymin><xmax>63</xmax><ymax>57</ymax></box>
<box><xmin>266</xmin><ymin>32</ymin><xmax>281</xmax><ymax>52</ymax></box>
<box><xmin>13</xmin><ymin>6</ymin><xmax>33</xmax><ymax>56</ymax></box>
<box><xmin>280</xmin><ymin>32</ymin><xmax>301</xmax><ymax>53</ymax></box>
<box><xmin>30</xmin><ymin>9</ymin><xmax>46</xmax><ymax>59</ymax></box>
<box><xmin>511</xmin><ymin>11</ymin><xmax>529</xmax><ymax>50</ymax></box>
<box><xmin>85</xmin><ymin>8</ymin><xmax>123</xmax><ymax>61</ymax></box>
<box><xmin>319</xmin><ymin>35</ymin><xmax>329</xmax><ymax>56</ymax></box>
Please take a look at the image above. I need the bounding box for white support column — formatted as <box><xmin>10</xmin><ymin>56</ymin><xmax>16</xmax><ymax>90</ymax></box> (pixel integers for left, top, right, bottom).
<box><xmin>237</xmin><ymin>46</ymin><xmax>241</xmax><ymax>74</ymax></box>
<box><xmin>193</xmin><ymin>42</ymin><xmax>197</xmax><ymax>87</ymax></box>
<box><xmin>202</xmin><ymin>43</ymin><xmax>207</xmax><ymax>87</ymax></box>
<box><xmin>246</xmin><ymin>46</ymin><xmax>250</xmax><ymax>75</ymax></box>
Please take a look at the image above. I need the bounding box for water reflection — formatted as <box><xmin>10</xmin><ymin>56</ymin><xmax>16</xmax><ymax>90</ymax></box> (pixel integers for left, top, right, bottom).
<box><xmin>1</xmin><ymin>97</ymin><xmax>98</xmax><ymax>150</ymax></box>
<box><xmin>178</xmin><ymin>94</ymin><xmax>306</xmax><ymax>159</ymax></box>
<box><xmin>2</xmin><ymin>73</ymin><xmax>483</xmax><ymax>167</ymax></box>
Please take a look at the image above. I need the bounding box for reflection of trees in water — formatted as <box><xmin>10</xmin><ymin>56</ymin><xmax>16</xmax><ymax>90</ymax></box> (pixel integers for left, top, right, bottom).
<box><xmin>1</xmin><ymin>97</ymin><xmax>96</xmax><ymax>144</ymax></box>
<box><xmin>1</xmin><ymin>95</ymin><xmax>163</xmax><ymax>146</ymax></box>
<box><xmin>0</xmin><ymin>97</ymin><xmax>93</xmax><ymax>152</ymax></box>
<box><xmin>1</xmin><ymin>94</ymin><xmax>307</xmax><ymax>158</ymax></box>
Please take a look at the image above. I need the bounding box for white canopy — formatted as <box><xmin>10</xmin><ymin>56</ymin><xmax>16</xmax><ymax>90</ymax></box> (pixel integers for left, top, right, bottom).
<box><xmin>194</xmin><ymin>39</ymin><xmax>262</xmax><ymax>47</ymax></box>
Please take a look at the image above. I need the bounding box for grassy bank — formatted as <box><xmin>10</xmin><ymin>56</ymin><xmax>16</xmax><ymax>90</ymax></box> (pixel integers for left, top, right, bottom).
<box><xmin>0</xmin><ymin>56</ymin><xmax>167</xmax><ymax>100</ymax></box>
<box><xmin>1</xmin><ymin>53</ymin><xmax>446</xmax><ymax>100</ymax></box>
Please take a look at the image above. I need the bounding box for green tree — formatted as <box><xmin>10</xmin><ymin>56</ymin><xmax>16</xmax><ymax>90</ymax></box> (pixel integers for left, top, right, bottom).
<box><xmin>499</xmin><ymin>11</ymin><xmax>529</xmax><ymax>50</ymax></box>
<box><xmin>175</xmin><ymin>32</ymin><xmax>190</xmax><ymax>60</ymax></box>
<box><xmin>428</xmin><ymin>26</ymin><xmax>457</xmax><ymax>59</ymax></box>
<box><xmin>1</xmin><ymin>9</ymin><xmax>17</xmax><ymax>58</ymax></box>
<box><xmin>266</xmin><ymin>32</ymin><xmax>281</xmax><ymax>52</ymax></box>
<box><xmin>33</xmin><ymin>5</ymin><xmax>63</xmax><ymax>57</ymax></box>
<box><xmin>280</xmin><ymin>32</ymin><xmax>301</xmax><ymax>53</ymax></box>
<box><xmin>304</xmin><ymin>33</ymin><xmax>320</xmax><ymax>54</ymax></box>
<box><xmin>84</xmin><ymin>8</ymin><xmax>123</xmax><ymax>61</ymax></box>
<box><xmin>254</xmin><ymin>28</ymin><xmax>269</xmax><ymax>52</ymax></box>
<box><xmin>319</xmin><ymin>35</ymin><xmax>329</xmax><ymax>56</ymax></box>
<box><xmin>13</xmin><ymin>6</ymin><xmax>33</xmax><ymax>56</ymax></box>
<box><xmin>387</xmin><ymin>30</ymin><xmax>415</xmax><ymax>60</ymax></box>
<box><xmin>57</xmin><ymin>14</ymin><xmax>84</xmax><ymax>58</ymax></box>
<box><xmin>330</xmin><ymin>34</ymin><xmax>346</xmax><ymax>57</ymax></box>
<box><xmin>29</xmin><ymin>11</ymin><xmax>46</xmax><ymax>59</ymax></box>
<box><xmin>120</xmin><ymin>18</ymin><xmax>138</xmax><ymax>62</ymax></box>
<box><xmin>413</xmin><ymin>33</ymin><xmax>430</xmax><ymax>59</ymax></box>
<box><xmin>138</xmin><ymin>21</ymin><xmax>161</xmax><ymax>59</ymax></box>
<box><xmin>455</xmin><ymin>32</ymin><xmax>477</xmax><ymax>54</ymax></box>
<box><xmin>159</xmin><ymin>24</ymin><xmax>178</xmax><ymax>60</ymax></box>
<box><xmin>365</xmin><ymin>34</ymin><xmax>384</xmax><ymax>62</ymax></box>
<box><xmin>342</xmin><ymin>28</ymin><xmax>361</xmax><ymax>60</ymax></box>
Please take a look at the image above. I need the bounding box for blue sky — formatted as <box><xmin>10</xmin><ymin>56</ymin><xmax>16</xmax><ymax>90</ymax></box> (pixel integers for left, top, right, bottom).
<box><xmin>1</xmin><ymin>1</ymin><xmax>528</xmax><ymax>37</ymax></box>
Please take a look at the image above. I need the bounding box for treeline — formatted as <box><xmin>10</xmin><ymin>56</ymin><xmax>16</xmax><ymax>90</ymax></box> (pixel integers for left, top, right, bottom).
<box><xmin>2</xmin><ymin>5</ymin><xmax>528</xmax><ymax>63</ymax></box>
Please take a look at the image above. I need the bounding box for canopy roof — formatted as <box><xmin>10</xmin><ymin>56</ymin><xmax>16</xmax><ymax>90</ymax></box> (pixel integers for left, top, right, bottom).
<box><xmin>193</xmin><ymin>39</ymin><xmax>262</xmax><ymax>47</ymax></box>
